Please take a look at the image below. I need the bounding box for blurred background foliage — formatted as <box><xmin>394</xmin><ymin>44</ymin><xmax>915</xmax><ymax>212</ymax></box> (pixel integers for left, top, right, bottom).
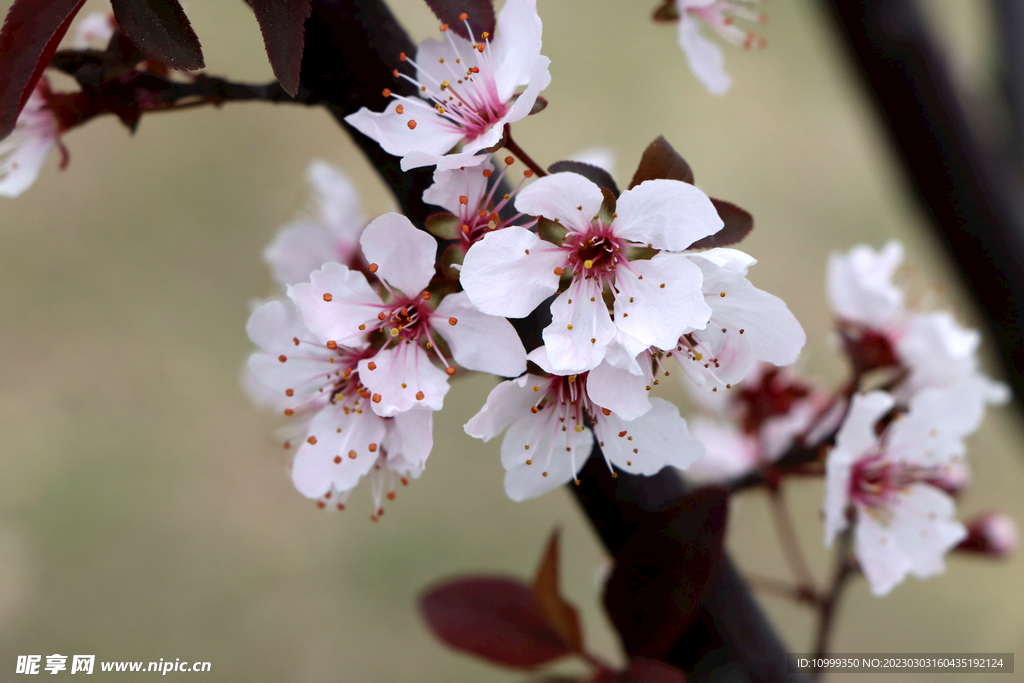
<box><xmin>0</xmin><ymin>0</ymin><xmax>1021</xmax><ymax>680</ymax></box>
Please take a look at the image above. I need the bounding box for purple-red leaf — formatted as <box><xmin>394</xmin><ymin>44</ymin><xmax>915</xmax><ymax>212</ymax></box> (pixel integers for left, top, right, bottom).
<box><xmin>689</xmin><ymin>198</ymin><xmax>754</xmax><ymax>250</ymax></box>
<box><xmin>0</xmin><ymin>0</ymin><xmax>87</xmax><ymax>140</ymax></box>
<box><xmin>420</xmin><ymin>576</ymin><xmax>574</xmax><ymax>668</ymax></box>
<box><xmin>110</xmin><ymin>0</ymin><xmax>204</xmax><ymax>71</ymax></box>
<box><xmin>532</xmin><ymin>528</ymin><xmax>584</xmax><ymax>652</ymax></box>
<box><xmin>422</xmin><ymin>0</ymin><xmax>495</xmax><ymax>41</ymax></box>
<box><xmin>621</xmin><ymin>659</ymin><xmax>687</xmax><ymax>683</ymax></box>
<box><xmin>249</xmin><ymin>0</ymin><xmax>313</xmax><ymax>96</ymax></box>
<box><xmin>603</xmin><ymin>488</ymin><xmax>729</xmax><ymax>659</ymax></box>
<box><xmin>548</xmin><ymin>160</ymin><xmax>620</xmax><ymax>197</ymax></box>
<box><xmin>629</xmin><ymin>135</ymin><xmax>694</xmax><ymax>188</ymax></box>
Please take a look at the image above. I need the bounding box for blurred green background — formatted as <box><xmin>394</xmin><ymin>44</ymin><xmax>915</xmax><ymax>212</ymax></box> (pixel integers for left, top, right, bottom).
<box><xmin>1</xmin><ymin>0</ymin><xmax>1021</xmax><ymax>680</ymax></box>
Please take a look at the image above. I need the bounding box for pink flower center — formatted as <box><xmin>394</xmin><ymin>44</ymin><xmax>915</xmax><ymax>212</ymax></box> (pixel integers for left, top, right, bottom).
<box><xmin>849</xmin><ymin>453</ymin><xmax>939</xmax><ymax>515</ymax></box>
<box><xmin>563</xmin><ymin>223</ymin><xmax>627</xmax><ymax>283</ymax></box>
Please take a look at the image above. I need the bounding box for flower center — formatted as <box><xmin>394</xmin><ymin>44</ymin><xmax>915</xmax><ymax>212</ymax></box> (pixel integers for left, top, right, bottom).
<box><xmin>564</xmin><ymin>224</ymin><xmax>625</xmax><ymax>282</ymax></box>
<box><xmin>850</xmin><ymin>454</ymin><xmax>939</xmax><ymax>517</ymax></box>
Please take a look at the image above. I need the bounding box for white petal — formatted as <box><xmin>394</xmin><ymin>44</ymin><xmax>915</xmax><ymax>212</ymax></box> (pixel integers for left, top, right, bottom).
<box><xmin>514</xmin><ymin>172</ymin><xmax>604</xmax><ymax>231</ymax></box>
<box><xmin>678</xmin><ymin>325</ymin><xmax>754</xmax><ymax>391</ymax></box>
<box><xmin>465</xmin><ymin>374</ymin><xmax>543</xmax><ymax>441</ymax></box>
<box><xmin>490</xmin><ymin>0</ymin><xmax>545</xmax><ymax>100</ymax></box>
<box><xmin>614</xmin><ymin>253</ymin><xmax>711</xmax><ymax>350</ymax></box>
<box><xmin>423</xmin><ymin>161</ymin><xmax>495</xmax><ymax>214</ymax></box>
<box><xmin>432</xmin><ymin>291</ymin><xmax>527</xmax><ymax>376</ymax></box>
<box><xmin>291</xmin><ymin>405</ymin><xmax>387</xmax><ymax>498</ymax></box>
<box><xmin>0</xmin><ymin>127</ymin><xmax>57</xmax><ymax>198</ymax></box>
<box><xmin>264</xmin><ymin>221</ymin><xmax>342</xmax><ymax>287</ymax></box>
<box><xmin>691</xmin><ymin>247</ymin><xmax>757</xmax><ymax>273</ymax></box>
<box><xmin>385</xmin><ymin>407</ymin><xmax>434</xmax><ymax>472</ymax></box>
<box><xmin>501</xmin><ymin>415</ymin><xmax>591</xmax><ymax>501</ymax></box>
<box><xmin>359</xmin><ymin>213</ymin><xmax>438</xmax><ymax>296</ymax></box>
<box><xmin>677</xmin><ymin>14</ymin><xmax>731</xmax><ymax>96</ymax></box>
<box><xmin>307</xmin><ymin>160</ymin><xmax>366</xmax><ymax>239</ymax></box>
<box><xmin>601</xmin><ymin>331</ymin><xmax>649</xmax><ymax>376</ymax></box>
<box><xmin>359</xmin><ymin>344</ymin><xmax>450</xmax><ymax>417</ymax></box>
<box><xmin>344</xmin><ymin>102</ymin><xmax>465</xmax><ymax>169</ymax></box>
<box><xmin>460</xmin><ymin>226</ymin><xmax>564</xmax><ymax>317</ymax></box>
<box><xmin>686</xmin><ymin>418</ymin><xmax>759</xmax><ymax>484</ymax></box>
<box><xmin>594</xmin><ymin>398</ymin><xmax>704</xmax><ymax>475</ymax></box>
<box><xmin>826</xmin><ymin>241</ymin><xmax>904</xmax><ymax>326</ymax></box>
<box><xmin>587</xmin><ymin>360</ymin><xmax>652</xmax><ymax>421</ymax></box>
<box><xmin>543</xmin><ymin>284</ymin><xmax>616</xmax><ymax>373</ymax></box>
<box><xmin>614</xmin><ymin>179</ymin><xmax>722</xmax><ymax>251</ymax></box>
<box><xmin>886</xmin><ymin>385</ymin><xmax>986</xmax><ymax>466</ymax></box>
<box><xmin>289</xmin><ymin>263</ymin><xmax>381</xmax><ymax>346</ymax></box>
<box><xmin>498</xmin><ymin>56</ymin><xmax>553</xmax><ymax>127</ymax></box>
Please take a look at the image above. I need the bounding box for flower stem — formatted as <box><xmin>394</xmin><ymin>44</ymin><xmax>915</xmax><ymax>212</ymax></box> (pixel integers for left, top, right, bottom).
<box><xmin>811</xmin><ymin>529</ymin><xmax>855</xmax><ymax>680</ymax></box>
<box><xmin>503</xmin><ymin>129</ymin><xmax>548</xmax><ymax>177</ymax></box>
<box><xmin>768</xmin><ymin>486</ymin><xmax>817</xmax><ymax>594</ymax></box>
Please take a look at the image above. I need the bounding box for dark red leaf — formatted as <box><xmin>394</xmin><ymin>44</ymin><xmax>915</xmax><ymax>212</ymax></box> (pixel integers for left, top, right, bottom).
<box><xmin>651</xmin><ymin>2</ymin><xmax>680</xmax><ymax>23</ymax></box>
<box><xmin>0</xmin><ymin>0</ymin><xmax>87</xmax><ymax>140</ymax></box>
<box><xmin>628</xmin><ymin>135</ymin><xmax>694</xmax><ymax>188</ymax></box>
<box><xmin>532</xmin><ymin>528</ymin><xmax>584</xmax><ymax>652</ymax></box>
<box><xmin>621</xmin><ymin>659</ymin><xmax>687</xmax><ymax>683</ymax></box>
<box><xmin>249</xmin><ymin>0</ymin><xmax>313</xmax><ymax>96</ymax></box>
<box><xmin>110</xmin><ymin>0</ymin><xmax>203</xmax><ymax>71</ymax></box>
<box><xmin>603</xmin><ymin>488</ymin><xmax>729</xmax><ymax>659</ymax></box>
<box><xmin>422</xmin><ymin>0</ymin><xmax>495</xmax><ymax>42</ymax></box>
<box><xmin>688</xmin><ymin>198</ymin><xmax>753</xmax><ymax>249</ymax></box>
<box><xmin>420</xmin><ymin>576</ymin><xmax>573</xmax><ymax>668</ymax></box>
<box><xmin>548</xmin><ymin>160</ymin><xmax>620</xmax><ymax>197</ymax></box>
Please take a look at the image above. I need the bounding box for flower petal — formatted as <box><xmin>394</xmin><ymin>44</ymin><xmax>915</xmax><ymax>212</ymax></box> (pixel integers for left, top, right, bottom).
<box><xmin>490</xmin><ymin>0</ymin><xmax>544</xmax><ymax>99</ymax></box>
<box><xmin>423</xmin><ymin>161</ymin><xmax>495</xmax><ymax>215</ymax></box>
<box><xmin>307</xmin><ymin>160</ymin><xmax>365</xmax><ymax>238</ymax></box>
<box><xmin>594</xmin><ymin>398</ymin><xmax>704</xmax><ymax>475</ymax></box>
<box><xmin>464</xmin><ymin>374</ymin><xmax>542</xmax><ymax>441</ymax></box>
<box><xmin>501</xmin><ymin>415</ymin><xmax>591</xmax><ymax>501</ymax></box>
<box><xmin>686</xmin><ymin>418</ymin><xmax>759</xmax><ymax>484</ymax></box>
<box><xmin>289</xmin><ymin>263</ymin><xmax>381</xmax><ymax>346</ymax></box>
<box><xmin>587</xmin><ymin>360</ymin><xmax>652</xmax><ymax>421</ymax></box>
<box><xmin>432</xmin><ymin>291</ymin><xmax>527</xmax><ymax>377</ymax></box>
<box><xmin>461</xmin><ymin>226</ymin><xmax>563</xmax><ymax>317</ymax></box>
<box><xmin>344</xmin><ymin>102</ymin><xmax>465</xmax><ymax>170</ymax></box>
<box><xmin>514</xmin><ymin>172</ymin><xmax>604</xmax><ymax>231</ymax></box>
<box><xmin>264</xmin><ymin>220</ymin><xmax>341</xmax><ymax>287</ymax></box>
<box><xmin>677</xmin><ymin>13</ymin><xmax>731</xmax><ymax>95</ymax></box>
<box><xmin>614</xmin><ymin>253</ymin><xmax>711</xmax><ymax>350</ymax></box>
<box><xmin>543</xmin><ymin>284</ymin><xmax>616</xmax><ymax>373</ymax></box>
<box><xmin>291</xmin><ymin>404</ymin><xmax>387</xmax><ymax>498</ymax></box>
<box><xmin>359</xmin><ymin>344</ymin><xmax>450</xmax><ymax>417</ymax></box>
<box><xmin>498</xmin><ymin>55</ymin><xmax>552</xmax><ymax>127</ymax></box>
<box><xmin>827</xmin><ymin>241</ymin><xmax>904</xmax><ymax>327</ymax></box>
<box><xmin>360</xmin><ymin>213</ymin><xmax>438</xmax><ymax>296</ymax></box>
<box><xmin>613</xmin><ymin>179</ymin><xmax>722</xmax><ymax>251</ymax></box>
<box><xmin>386</xmin><ymin>406</ymin><xmax>434</xmax><ymax>472</ymax></box>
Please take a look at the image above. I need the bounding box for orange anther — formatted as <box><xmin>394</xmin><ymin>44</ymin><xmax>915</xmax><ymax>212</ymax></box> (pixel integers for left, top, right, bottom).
<box><xmin>459</xmin><ymin>195</ymin><xmax>469</xmax><ymax>204</ymax></box>
<box><xmin>278</xmin><ymin>355</ymin><xmax>287</xmax><ymax>362</ymax></box>
<box><xmin>524</xmin><ymin>169</ymin><xmax>534</xmax><ymax>178</ymax></box>
<box><xmin>459</xmin><ymin>12</ymin><xmax>468</xmax><ymax>20</ymax></box>
<box><xmin>348</xmin><ymin>450</ymin><xmax>357</xmax><ymax>459</ymax></box>
<box><xmin>415</xmin><ymin>391</ymin><xmax>425</xmax><ymax>400</ymax></box>
<box><xmin>368</xmin><ymin>362</ymin><xmax>377</xmax><ymax>371</ymax></box>
<box><xmin>372</xmin><ymin>394</ymin><xmax>382</xmax><ymax>403</ymax></box>
<box><xmin>422</xmin><ymin>291</ymin><xmax>431</xmax><ymax>300</ymax></box>
<box><xmin>482</xmin><ymin>169</ymin><xmax>493</xmax><ymax>177</ymax></box>
<box><xmin>326</xmin><ymin>341</ymin><xmax>337</xmax><ymax>350</ymax></box>
<box><xmin>399</xmin><ymin>52</ymin><xmax>407</xmax><ymax>61</ymax></box>
<box><xmin>440</xmin><ymin>23</ymin><xmax>448</xmax><ymax>31</ymax></box>
<box><xmin>334</xmin><ymin>456</ymin><xmax>341</xmax><ymax>463</ymax></box>
<box><xmin>446</xmin><ymin>366</ymin><xmax>456</xmax><ymax>376</ymax></box>
<box><xmin>369</xmin><ymin>443</ymin><xmax>378</xmax><ymax>452</ymax></box>
<box><xmin>448</xmin><ymin>317</ymin><xmax>458</xmax><ymax>325</ymax></box>
<box><xmin>284</xmin><ymin>408</ymin><xmax>294</xmax><ymax>416</ymax></box>
<box><xmin>504</xmin><ymin>156</ymin><xmax>514</xmax><ymax>165</ymax></box>
<box><xmin>554</xmin><ymin>267</ymin><xmax>563</xmax><ymax>276</ymax></box>
<box><xmin>382</xmin><ymin>88</ymin><xmax>392</xmax><ymax>97</ymax></box>
<box><xmin>323</xmin><ymin>293</ymin><xmax>333</xmax><ymax>302</ymax></box>
<box><xmin>316</xmin><ymin>501</ymin><xmax>325</xmax><ymax>508</ymax></box>
<box><xmin>408</xmin><ymin>120</ymin><xmax>417</xmax><ymax>130</ymax></box>
<box><xmin>286</xmin><ymin>389</ymin><xmax>294</xmax><ymax>396</ymax></box>
<box><xmin>369</xmin><ymin>263</ymin><xmax>379</xmax><ymax>272</ymax></box>
<box><xmin>307</xmin><ymin>436</ymin><xmax>317</xmax><ymax>444</ymax></box>
<box><xmin>396</xmin><ymin>104</ymin><xmax>404</xmax><ymax>114</ymax></box>
<box><xmin>477</xmin><ymin>44</ymin><xmax>485</xmax><ymax>52</ymax></box>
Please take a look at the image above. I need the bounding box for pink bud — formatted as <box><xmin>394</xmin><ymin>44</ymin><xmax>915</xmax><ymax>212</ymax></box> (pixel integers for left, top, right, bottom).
<box><xmin>957</xmin><ymin>513</ymin><xmax>1017</xmax><ymax>558</ymax></box>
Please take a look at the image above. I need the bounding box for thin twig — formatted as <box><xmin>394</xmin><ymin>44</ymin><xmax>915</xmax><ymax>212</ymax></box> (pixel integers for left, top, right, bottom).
<box><xmin>503</xmin><ymin>129</ymin><xmax>548</xmax><ymax>177</ymax></box>
<box><xmin>746</xmin><ymin>573</ymin><xmax>818</xmax><ymax>605</ymax></box>
<box><xmin>811</xmin><ymin>530</ymin><xmax>855</xmax><ymax>680</ymax></box>
<box><xmin>768</xmin><ymin>487</ymin><xmax>818</xmax><ymax>594</ymax></box>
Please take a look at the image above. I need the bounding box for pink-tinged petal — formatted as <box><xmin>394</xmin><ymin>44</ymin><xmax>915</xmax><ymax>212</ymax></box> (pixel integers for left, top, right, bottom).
<box><xmin>823</xmin><ymin>455</ymin><xmax>854</xmax><ymax>548</ymax></box>
<box><xmin>886</xmin><ymin>386</ymin><xmax>985</xmax><ymax>467</ymax></box>
<box><xmin>461</xmin><ymin>226</ymin><xmax>564</xmax><ymax>317</ymax></box>
<box><xmin>594</xmin><ymin>398</ymin><xmax>704</xmax><ymax>475</ymax></box>
<box><xmin>359</xmin><ymin>344</ymin><xmax>450</xmax><ymax>417</ymax></box>
<box><xmin>0</xmin><ymin>89</ymin><xmax>58</xmax><ymax>198</ymax></box>
<box><xmin>498</xmin><ymin>55</ymin><xmax>552</xmax><ymax>125</ymax></box>
<box><xmin>613</xmin><ymin>179</ymin><xmax>722</xmax><ymax>251</ymax></box>
<box><xmin>344</xmin><ymin>102</ymin><xmax>465</xmax><ymax>169</ymax></box>
<box><xmin>614</xmin><ymin>253</ymin><xmax>711</xmax><ymax>350</ymax></box>
<box><xmin>854</xmin><ymin>505</ymin><xmax>912</xmax><ymax>597</ymax></box>
<box><xmin>543</xmin><ymin>285</ymin><xmax>616</xmax><ymax>374</ymax></box>
<box><xmin>432</xmin><ymin>291</ymin><xmax>527</xmax><ymax>377</ymax></box>
<box><xmin>677</xmin><ymin>13</ymin><xmax>731</xmax><ymax>96</ymax></box>
<box><xmin>602</xmin><ymin>331</ymin><xmax>649</xmax><ymax>375</ymax></box>
<box><xmin>306</xmin><ymin>160</ymin><xmax>366</xmax><ymax>238</ymax></box>
<box><xmin>264</xmin><ymin>221</ymin><xmax>340</xmax><ymax>287</ymax></box>
<box><xmin>247</xmin><ymin>298</ymin><xmax>315</xmax><ymax>353</ymax></box>
<box><xmin>827</xmin><ymin>241</ymin><xmax>904</xmax><ymax>326</ymax></box>
<box><xmin>414</xmin><ymin>32</ymin><xmax>477</xmax><ymax>93</ymax></box>
<box><xmin>386</xmin><ymin>407</ymin><xmax>434</xmax><ymax>472</ymax></box>
<box><xmin>514</xmin><ymin>172</ymin><xmax>604</xmax><ymax>231</ymax></box>
<box><xmin>490</xmin><ymin>0</ymin><xmax>544</xmax><ymax>100</ymax></box>
<box><xmin>464</xmin><ymin>374</ymin><xmax>542</xmax><ymax>441</ymax></box>
<box><xmin>291</xmin><ymin>405</ymin><xmax>387</xmax><ymax>498</ymax></box>
<box><xmin>289</xmin><ymin>262</ymin><xmax>381</xmax><ymax>346</ymax></box>
<box><xmin>359</xmin><ymin>213</ymin><xmax>438</xmax><ymax>296</ymax></box>
<box><xmin>692</xmin><ymin>247</ymin><xmax>756</xmax><ymax>273</ymax></box>
<box><xmin>687</xmin><ymin>418</ymin><xmax>759</xmax><ymax>484</ymax></box>
<box><xmin>501</xmin><ymin>416</ymin><xmax>591</xmax><ymax>501</ymax></box>
<box><xmin>424</xmin><ymin>161</ymin><xmax>495</xmax><ymax>214</ymax></box>
<box><xmin>678</xmin><ymin>326</ymin><xmax>754</xmax><ymax>390</ymax></box>
<box><xmin>587</xmin><ymin>360</ymin><xmax>652</xmax><ymax>421</ymax></box>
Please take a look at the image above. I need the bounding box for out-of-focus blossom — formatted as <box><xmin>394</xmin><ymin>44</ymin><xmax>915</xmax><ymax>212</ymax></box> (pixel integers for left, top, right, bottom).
<box><xmin>673</xmin><ymin>0</ymin><xmax>767</xmax><ymax>95</ymax></box>
<box><xmin>957</xmin><ymin>513</ymin><xmax>1018</xmax><ymax>559</ymax></box>
<box><xmin>0</xmin><ymin>79</ymin><xmax>61</xmax><ymax>198</ymax></box>
<box><xmin>461</xmin><ymin>172</ymin><xmax>722</xmax><ymax>374</ymax></box>
<box><xmin>465</xmin><ymin>346</ymin><xmax>703</xmax><ymax>500</ymax></box>
<box><xmin>824</xmin><ymin>389</ymin><xmax>986</xmax><ymax>596</ymax></box>
<box><xmin>345</xmin><ymin>0</ymin><xmax>551</xmax><ymax>171</ymax></box>
<box><xmin>264</xmin><ymin>161</ymin><xmax>367</xmax><ymax>286</ymax></box>
<box><xmin>73</xmin><ymin>12</ymin><xmax>116</xmax><ymax>49</ymax></box>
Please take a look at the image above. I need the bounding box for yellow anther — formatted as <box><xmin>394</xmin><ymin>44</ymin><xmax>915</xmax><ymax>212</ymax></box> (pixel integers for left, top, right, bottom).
<box><xmin>584</xmin><ymin>259</ymin><xmax>594</xmax><ymax>269</ymax></box>
<box><xmin>390</xmin><ymin>328</ymin><xmax>400</xmax><ymax>337</ymax></box>
<box><xmin>575</xmin><ymin>425</ymin><xmax>584</xmax><ymax>433</ymax></box>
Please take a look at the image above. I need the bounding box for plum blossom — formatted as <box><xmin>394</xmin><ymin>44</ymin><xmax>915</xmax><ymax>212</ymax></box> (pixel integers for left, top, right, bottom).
<box><xmin>73</xmin><ymin>12</ymin><xmax>116</xmax><ymax>49</ymax></box>
<box><xmin>290</xmin><ymin>212</ymin><xmax>526</xmax><ymax>417</ymax></box>
<box><xmin>461</xmin><ymin>172</ymin><xmax>724</xmax><ymax>374</ymax></box>
<box><xmin>264</xmin><ymin>161</ymin><xmax>368</xmax><ymax>286</ymax></box>
<box><xmin>828</xmin><ymin>242</ymin><xmax>1008</xmax><ymax>406</ymax></box>
<box><xmin>345</xmin><ymin>0</ymin><xmax>551</xmax><ymax>171</ymax></box>
<box><xmin>957</xmin><ymin>513</ymin><xmax>1018</xmax><ymax>559</ymax></box>
<box><xmin>674</xmin><ymin>0</ymin><xmax>767</xmax><ymax>95</ymax></box>
<box><xmin>423</xmin><ymin>158</ymin><xmax>534</xmax><ymax>250</ymax></box>
<box><xmin>0</xmin><ymin>78</ymin><xmax>62</xmax><ymax>198</ymax></box>
<box><xmin>824</xmin><ymin>389</ymin><xmax>987</xmax><ymax>596</ymax></box>
<box><xmin>465</xmin><ymin>346</ymin><xmax>704</xmax><ymax>500</ymax></box>
<box><xmin>244</xmin><ymin>298</ymin><xmax>432</xmax><ymax>516</ymax></box>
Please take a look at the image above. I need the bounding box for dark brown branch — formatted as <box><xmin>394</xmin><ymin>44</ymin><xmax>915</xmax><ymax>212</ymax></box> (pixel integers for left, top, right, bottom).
<box><xmin>811</xmin><ymin>531</ymin><xmax>855</xmax><ymax>680</ymax></box>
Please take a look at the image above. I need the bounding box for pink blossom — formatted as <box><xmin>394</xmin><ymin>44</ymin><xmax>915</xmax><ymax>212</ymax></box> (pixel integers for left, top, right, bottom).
<box><xmin>460</xmin><ymin>172</ymin><xmax>723</xmax><ymax>373</ymax></box>
<box><xmin>289</xmin><ymin>213</ymin><xmax>526</xmax><ymax>417</ymax></box>
<box><xmin>675</xmin><ymin>0</ymin><xmax>767</xmax><ymax>95</ymax></box>
<box><xmin>957</xmin><ymin>513</ymin><xmax>1018</xmax><ymax>559</ymax></box>
<box><xmin>73</xmin><ymin>12</ymin><xmax>116</xmax><ymax>49</ymax></box>
<box><xmin>264</xmin><ymin>161</ymin><xmax>368</xmax><ymax>286</ymax></box>
<box><xmin>824</xmin><ymin>389</ymin><xmax>986</xmax><ymax>596</ymax></box>
<box><xmin>465</xmin><ymin>346</ymin><xmax>704</xmax><ymax>501</ymax></box>
<box><xmin>0</xmin><ymin>79</ymin><xmax>61</xmax><ymax>198</ymax></box>
<box><xmin>244</xmin><ymin>299</ymin><xmax>432</xmax><ymax>515</ymax></box>
<box><xmin>345</xmin><ymin>0</ymin><xmax>551</xmax><ymax>171</ymax></box>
